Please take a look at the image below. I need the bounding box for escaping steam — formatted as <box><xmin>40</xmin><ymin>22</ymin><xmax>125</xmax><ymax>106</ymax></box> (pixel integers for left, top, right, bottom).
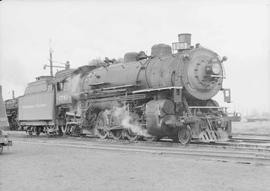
<box><xmin>112</xmin><ymin>106</ymin><xmax>150</xmax><ymax>137</ymax></box>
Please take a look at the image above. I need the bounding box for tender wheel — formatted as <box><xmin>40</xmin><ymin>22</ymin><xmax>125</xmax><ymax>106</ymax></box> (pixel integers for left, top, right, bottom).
<box><xmin>0</xmin><ymin>146</ymin><xmax>3</xmax><ymax>154</ymax></box>
<box><xmin>95</xmin><ymin>112</ymin><xmax>109</xmax><ymax>139</ymax></box>
<box><xmin>178</xmin><ymin>125</ymin><xmax>191</xmax><ymax>145</ymax></box>
<box><xmin>36</xmin><ymin>127</ymin><xmax>40</xmax><ymax>136</ymax></box>
<box><xmin>27</xmin><ymin>127</ymin><xmax>33</xmax><ymax>136</ymax></box>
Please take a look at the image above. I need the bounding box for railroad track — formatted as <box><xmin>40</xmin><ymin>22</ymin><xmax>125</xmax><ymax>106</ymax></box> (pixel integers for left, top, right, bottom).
<box><xmin>231</xmin><ymin>133</ymin><xmax>270</xmax><ymax>144</ymax></box>
<box><xmin>8</xmin><ymin>131</ymin><xmax>270</xmax><ymax>149</ymax></box>
<box><xmin>13</xmin><ymin>136</ymin><xmax>270</xmax><ymax>164</ymax></box>
<box><xmin>230</xmin><ymin>137</ymin><xmax>270</xmax><ymax>144</ymax></box>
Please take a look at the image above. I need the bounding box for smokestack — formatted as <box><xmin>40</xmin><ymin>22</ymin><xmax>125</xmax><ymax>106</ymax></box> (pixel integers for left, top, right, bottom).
<box><xmin>172</xmin><ymin>33</ymin><xmax>192</xmax><ymax>53</ymax></box>
<box><xmin>178</xmin><ymin>33</ymin><xmax>191</xmax><ymax>50</ymax></box>
<box><xmin>12</xmin><ymin>90</ymin><xmax>15</xmax><ymax>99</ymax></box>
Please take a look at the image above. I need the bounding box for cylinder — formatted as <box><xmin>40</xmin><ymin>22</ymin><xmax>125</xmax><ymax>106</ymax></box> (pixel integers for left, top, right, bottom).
<box><xmin>145</xmin><ymin>100</ymin><xmax>178</xmax><ymax>137</ymax></box>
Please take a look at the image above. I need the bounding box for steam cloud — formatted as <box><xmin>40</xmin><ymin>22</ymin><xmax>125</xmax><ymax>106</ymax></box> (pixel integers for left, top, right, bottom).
<box><xmin>112</xmin><ymin>106</ymin><xmax>150</xmax><ymax>137</ymax></box>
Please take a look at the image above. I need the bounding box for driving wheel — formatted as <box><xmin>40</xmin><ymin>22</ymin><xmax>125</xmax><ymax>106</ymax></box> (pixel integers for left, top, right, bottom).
<box><xmin>95</xmin><ymin>111</ymin><xmax>109</xmax><ymax>139</ymax></box>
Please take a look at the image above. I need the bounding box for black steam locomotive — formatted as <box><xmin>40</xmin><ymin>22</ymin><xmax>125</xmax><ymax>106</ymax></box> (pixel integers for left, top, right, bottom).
<box><xmin>10</xmin><ymin>33</ymin><xmax>232</xmax><ymax>144</ymax></box>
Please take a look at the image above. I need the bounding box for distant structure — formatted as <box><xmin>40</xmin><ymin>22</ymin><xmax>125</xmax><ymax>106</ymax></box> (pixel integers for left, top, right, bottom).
<box><xmin>227</xmin><ymin>112</ymin><xmax>241</xmax><ymax>122</ymax></box>
<box><xmin>245</xmin><ymin>117</ymin><xmax>270</xmax><ymax>122</ymax></box>
<box><xmin>0</xmin><ymin>85</ymin><xmax>9</xmax><ymax>130</ymax></box>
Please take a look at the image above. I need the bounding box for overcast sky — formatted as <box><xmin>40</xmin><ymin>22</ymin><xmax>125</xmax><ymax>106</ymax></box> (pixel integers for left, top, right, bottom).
<box><xmin>0</xmin><ymin>0</ymin><xmax>269</xmax><ymax>115</ymax></box>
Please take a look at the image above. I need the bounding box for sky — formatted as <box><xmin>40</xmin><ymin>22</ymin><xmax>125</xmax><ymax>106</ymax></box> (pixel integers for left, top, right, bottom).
<box><xmin>0</xmin><ymin>0</ymin><xmax>269</xmax><ymax>115</ymax></box>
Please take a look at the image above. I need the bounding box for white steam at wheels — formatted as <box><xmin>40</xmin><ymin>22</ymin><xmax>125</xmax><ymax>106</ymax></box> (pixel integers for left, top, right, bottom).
<box><xmin>111</xmin><ymin>106</ymin><xmax>150</xmax><ymax>137</ymax></box>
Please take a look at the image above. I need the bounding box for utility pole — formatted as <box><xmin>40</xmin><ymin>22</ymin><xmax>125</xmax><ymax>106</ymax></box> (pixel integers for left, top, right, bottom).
<box><xmin>44</xmin><ymin>43</ymin><xmax>70</xmax><ymax>76</ymax></box>
<box><xmin>49</xmin><ymin>47</ymin><xmax>53</xmax><ymax>77</ymax></box>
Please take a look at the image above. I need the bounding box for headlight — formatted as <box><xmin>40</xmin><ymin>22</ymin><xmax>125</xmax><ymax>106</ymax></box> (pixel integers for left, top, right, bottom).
<box><xmin>212</xmin><ymin>63</ymin><xmax>221</xmax><ymax>74</ymax></box>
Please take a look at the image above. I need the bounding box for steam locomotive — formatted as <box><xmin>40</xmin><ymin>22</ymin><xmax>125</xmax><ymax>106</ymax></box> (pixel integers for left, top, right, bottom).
<box><xmin>14</xmin><ymin>33</ymin><xmax>232</xmax><ymax>144</ymax></box>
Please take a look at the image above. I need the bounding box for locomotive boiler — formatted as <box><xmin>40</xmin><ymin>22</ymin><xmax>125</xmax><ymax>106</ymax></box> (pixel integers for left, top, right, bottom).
<box><xmin>18</xmin><ymin>33</ymin><xmax>232</xmax><ymax>144</ymax></box>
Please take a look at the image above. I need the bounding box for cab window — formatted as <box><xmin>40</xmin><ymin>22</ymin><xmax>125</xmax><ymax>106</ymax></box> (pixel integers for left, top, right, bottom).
<box><xmin>57</xmin><ymin>78</ymin><xmax>71</xmax><ymax>92</ymax></box>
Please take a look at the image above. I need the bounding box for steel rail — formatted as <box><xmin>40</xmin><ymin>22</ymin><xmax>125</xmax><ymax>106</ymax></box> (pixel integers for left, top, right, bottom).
<box><xmin>14</xmin><ymin>138</ymin><xmax>270</xmax><ymax>164</ymax></box>
<box><xmin>10</xmin><ymin>133</ymin><xmax>270</xmax><ymax>152</ymax></box>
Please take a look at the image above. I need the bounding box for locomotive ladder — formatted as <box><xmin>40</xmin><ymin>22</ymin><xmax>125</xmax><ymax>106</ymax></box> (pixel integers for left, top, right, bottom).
<box><xmin>203</xmin><ymin>117</ymin><xmax>219</xmax><ymax>141</ymax></box>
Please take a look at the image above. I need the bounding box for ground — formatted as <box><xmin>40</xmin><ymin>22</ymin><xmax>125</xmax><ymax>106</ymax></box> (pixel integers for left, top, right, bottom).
<box><xmin>1</xmin><ymin>121</ymin><xmax>270</xmax><ymax>191</ymax></box>
<box><xmin>232</xmin><ymin>121</ymin><xmax>270</xmax><ymax>135</ymax></box>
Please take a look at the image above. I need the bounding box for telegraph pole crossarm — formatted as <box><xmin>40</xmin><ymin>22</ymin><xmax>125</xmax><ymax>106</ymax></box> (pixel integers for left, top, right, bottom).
<box><xmin>43</xmin><ymin>46</ymin><xmax>70</xmax><ymax>76</ymax></box>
